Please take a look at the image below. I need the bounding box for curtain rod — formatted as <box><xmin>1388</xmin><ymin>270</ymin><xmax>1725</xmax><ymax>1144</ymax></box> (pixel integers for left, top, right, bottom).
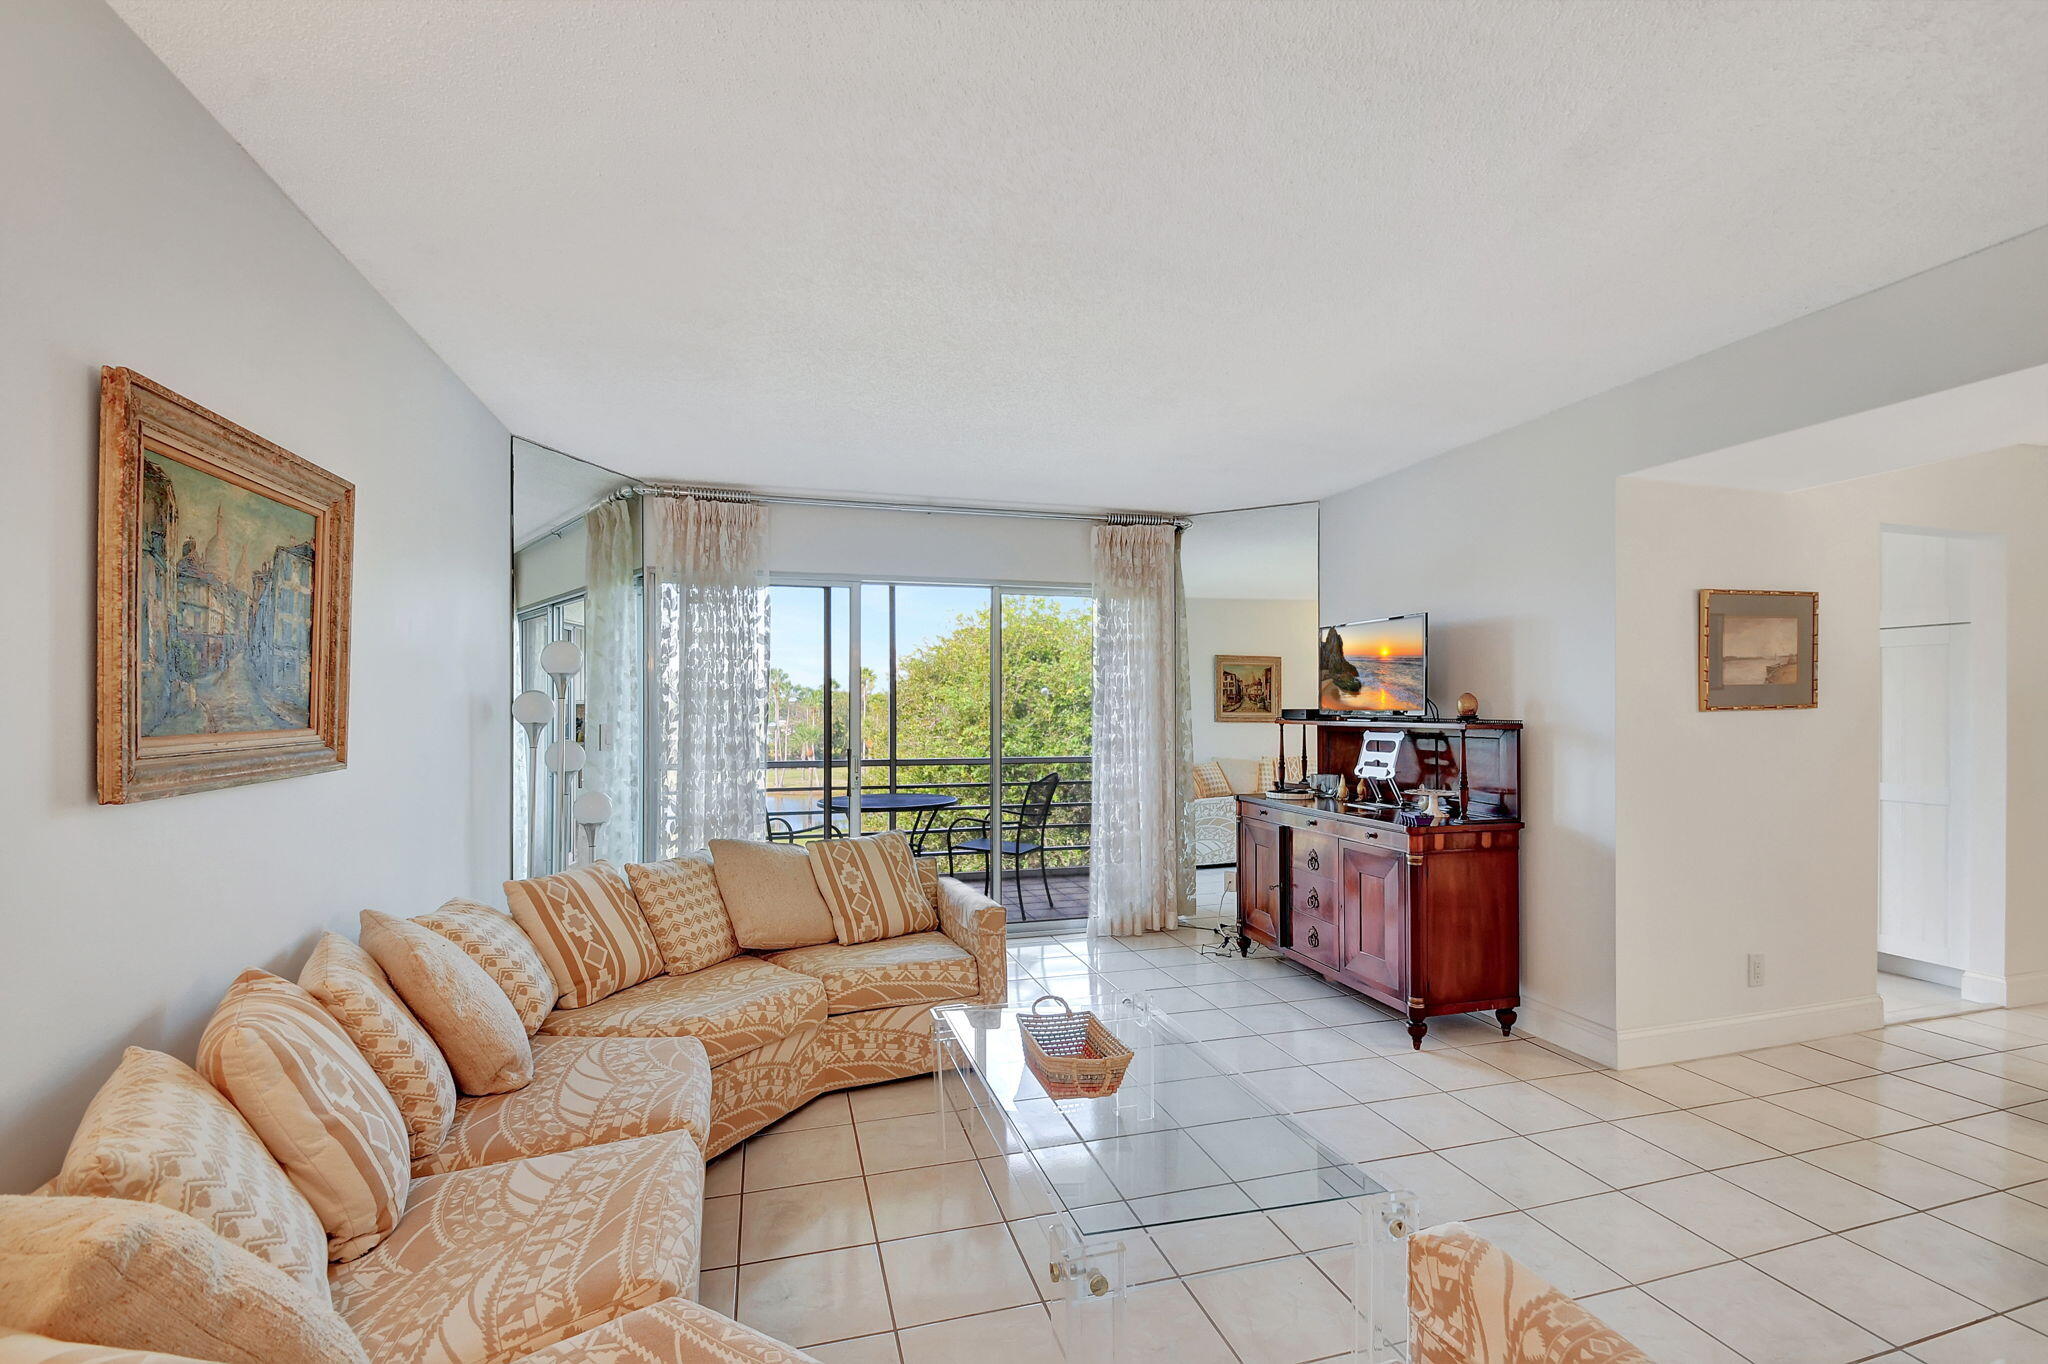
<box><xmin>526</xmin><ymin>483</ymin><xmax>1190</xmax><ymax>545</ymax></box>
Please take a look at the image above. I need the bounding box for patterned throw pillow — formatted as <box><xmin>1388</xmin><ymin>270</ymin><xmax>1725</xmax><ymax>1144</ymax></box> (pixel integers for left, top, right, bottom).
<box><xmin>806</xmin><ymin>832</ymin><xmax>938</xmax><ymax>945</ymax></box>
<box><xmin>53</xmin><ymin>1048</ymin><xmax>330</xmax><ymax>1302</ymax></box>
<box><xmin>416</xmin><ymin>899</ymin><xmax>557</xmax><ymax>1034</ymax></box>
<box><xmin>197</xmin><ymin>971</ymin><xmax>410</xmax><ymax>1262</ymax></box>
<box><xmin>298</xmin><ymin>934</ymin><xmax>456</xmax><ymax>1161</ymax></box>
<box><xmin>359</xmin><ymin>911</ymin><xmax>533</xmax><ymax>1096</ymax></box>
<box><xmin>624</xmin><ymin>855</ymin><xmax>740</xmax><ymax>976</ymax></box>
<box><xmin>913</xmin><ymin>854</ymin><xmax>941</xmax><ymax>912</ymax></box>
<box><xmin>1189</xmin><ymin>760</ymin><xmax>1233</xmax><ymax>799</ymax></box>
<box><xmin>0</xmin><ymin>1196</ymin><xmax>367</xmax><ymax>1364</ymax></box>
<box><xmin>503</xmin><ymin>862</ymin><xmax>664</xmax><ymax>1009</ymax></box>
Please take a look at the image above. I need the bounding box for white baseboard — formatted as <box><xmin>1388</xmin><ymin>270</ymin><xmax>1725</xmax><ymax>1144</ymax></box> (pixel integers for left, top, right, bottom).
<box><xmin>1879</xmin><ymin>952</ymin><xmax>1965</xmax><ymax>989</ymax></box>
<box><xmin>1981</xmin><ymin>969</ymin><xmax>2048</xmax><ymax>1009</ymax></box>
<box><xmin>1513</xmin><ymin>993</ymin><xmax>1619</xmax><ymax>1068</ymax></box>
<box><xmin>1611</xmin><ymin>994</ymin><xmax>1885</xmax><ymax>1070</ymax></box>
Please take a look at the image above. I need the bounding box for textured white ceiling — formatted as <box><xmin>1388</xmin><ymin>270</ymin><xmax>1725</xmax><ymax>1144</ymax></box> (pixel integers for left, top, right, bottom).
<box><xmin>113</xmin><ymin>0</ymin><xmax>2048</xmax><ymax>514</ymax></box>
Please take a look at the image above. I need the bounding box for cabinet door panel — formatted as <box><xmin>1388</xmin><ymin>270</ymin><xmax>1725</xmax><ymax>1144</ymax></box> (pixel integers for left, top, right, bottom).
<box><xmin>1339</xmin><ymin>843</ymin><xmax>1407</xmax><ymax>1000</ymax></box>
<box><xmin>1239</xmin><ymin>817</ymin><xmax>1280</xmax><ymax>940</ymax></box>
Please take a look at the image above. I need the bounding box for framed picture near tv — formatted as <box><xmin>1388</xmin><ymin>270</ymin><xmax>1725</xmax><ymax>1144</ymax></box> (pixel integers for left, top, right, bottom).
<box><xmin>1320</xmin><ymin>614</ymin><xmax>1428</xmax><ymax>715</ymax></box>
<box><xmin>1214</xmin><ymin>654</ymin><xmax>1281</xmax><ymax>722</ymax></box>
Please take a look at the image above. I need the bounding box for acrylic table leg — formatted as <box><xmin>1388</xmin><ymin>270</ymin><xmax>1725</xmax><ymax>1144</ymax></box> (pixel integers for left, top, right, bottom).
<box><xmin>934</xmin><ymin>1029</ymin><xmax>957</xmax><ymax>1156</ymax></box>
<box><xmin>1045</xmin><ymin>1220</ymin><xmax>1123</xmax><ymax>1362</ymax></box>
<box><xmin>1356</xmin><ymin>1190</ymin><xmax>1417</xmax><ymax>1363</ymax></box>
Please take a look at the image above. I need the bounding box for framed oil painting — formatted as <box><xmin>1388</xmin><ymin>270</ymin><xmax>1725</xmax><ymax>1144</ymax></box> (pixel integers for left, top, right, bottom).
<box><xmin>1214</xmin><ymin>654</ymin><xmax>1282</xmax><ymax>722</ymax></box>
<box><xmin>1698</xmin><ymin>589</ymin><xmax>1817</xmax><ymax>711</ymax></box>
<box><xmin>97</xmin><ymin>368</ymin><xmax>353</xmax><ymax>802</ymax></box>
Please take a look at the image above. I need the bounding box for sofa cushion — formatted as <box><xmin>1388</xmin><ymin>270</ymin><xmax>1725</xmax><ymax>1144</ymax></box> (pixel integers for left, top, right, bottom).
<box><xmin>623</xmin><ymin>854</ymin><xmax>739</xmax><ymax>976</ymax></box>
<box><xmin>361</xmin><ymin>911</ymin><xmax>533</xmax><ymax>1096</ymax></box>
<box><xmin>412</xmin><ymin>1035</ymin><xmax>712</xmax><ymax>1176</ymax></box>
<box><xmin>54</xmin><ymin>1048</ymin><xmax>330</xmax><ymax>1301</ymax></box>
<box><xmin>503</xmin><ymin>862</ymin><xmax>664</xmax><ymax>1009</ymax></box>
<box><xmin>1190</xmin><ymin>759</ymin><xmax>1232</xmax><ymax>799</ymax></box>
<box><xmin>198</xmin><ymin>970</ymin><xmax>411</xmax><ymax>1262</ymax></box>
<box><xmin>539</xmin><ymin>958</ymin><xmax>827</xmax><ymax>1067</ymax></box>
<box><xmin>707</xmin><ymin>839</ymin><xmax>836</xmax><ymax>951</ymax></box>
<box><xmin>415</xmin><ymin>900</ymin><xmax>557</xmax><ymax>1035</ymax></box>
<box><xmin>0</xmin><ymin>1197</ymin><xmax>365</xmax><ymax>1364</ymax></box>
<box><xmin>0</xmin><ymin>1329</ymin><xmax>219</xmax><ymax>1362</ymax></box>
<box><xmin>509</xmin><ymin>1297</ymin><xmax>823</xmax><ymax>1364</ymax></box>
<box><xmin>330</xmin><ymin>1130</ymin><xmax>702</xmax><ymax>1364</ymax></box>
<box><xmin>766</xmin><ymin>933</ymin><xmax>978</xmax><ymax>1013</ymax></box>
<box><xmin>806</xmin><ymin>832</ymin><xmax>937</xmax><ymax>945</ymax></box>
<box><xmin>299</xmin><ymin>934</ymin><xmax>457</xmax><ymax>1162</ymax></box>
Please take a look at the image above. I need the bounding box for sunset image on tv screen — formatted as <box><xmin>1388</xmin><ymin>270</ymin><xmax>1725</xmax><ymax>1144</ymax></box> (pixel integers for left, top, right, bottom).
<box><xmin>1320</xmin><ymin>618</ymin><xmax>1426</xmax><ymax>712</ymax></box>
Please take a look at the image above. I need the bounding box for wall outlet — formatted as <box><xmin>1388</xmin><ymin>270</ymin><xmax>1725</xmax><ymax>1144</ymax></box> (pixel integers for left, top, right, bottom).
<box><xmin>1746</xmin><ymin>954</ymin><xmax>1766</xmax><ymax>988</ymax></box>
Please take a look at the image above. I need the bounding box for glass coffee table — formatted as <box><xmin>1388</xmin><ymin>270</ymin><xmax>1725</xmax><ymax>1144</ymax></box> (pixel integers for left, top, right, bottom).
<box><xmin>935</xmin><ymin>982</ymin><xmax>1415</xmax><ymax>1362</ymax></box>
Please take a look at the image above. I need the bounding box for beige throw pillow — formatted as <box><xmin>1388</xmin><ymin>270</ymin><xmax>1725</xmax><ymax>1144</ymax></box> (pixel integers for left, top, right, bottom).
<box><xmin>197</xmin><ymin>971</ymin><xmax>410</xmax><ymax>1262</ymax></box>
<box><xmin>298</xmin><ymin>934</ymin><xmax>456</xmax><ymax>1160</ymax></box>
<box><xmin>360</xmin><ymin>911</ymin><xmax>533</xmax><ymax>1095</ymax></box>
<box><xmin>708</xmin><ymin>839</ymin><xmax>838</xmax><ymax>950</ymax></box>
<box><xmin>624</xmin><ymin>854</ymin><xmax>740</xmax><ymax>975</ymax></box>
<box><xmin>502</xmin><ymin>862</ymin><xmax>664</xmax><ymax>1008</ymax></box>
<box><xmin>53</xmin><ymin>1048</ymin><xmax>330</xmax><ymax>1302</ymax></box>
<box><xmin>0</xmin><ymin>1197</ymin><xmax>366</xmax><ymax>1364</ymax></box>
<box><xmin>415</xmin><ymin>899</ymin><xmax>557</xmax><ymax>1034</ymax></box>
<box><xmin>806</xmin><ymin>832</ymin><xmax>938</xmax><ymax>944</ymax></box>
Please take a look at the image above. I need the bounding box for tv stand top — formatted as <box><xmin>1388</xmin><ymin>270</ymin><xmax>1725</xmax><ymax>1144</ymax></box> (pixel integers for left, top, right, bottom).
<box><xmin>1277</xmin><ymin>716</ymin><xmax>1522</xmax><ymax>731</ymax></box>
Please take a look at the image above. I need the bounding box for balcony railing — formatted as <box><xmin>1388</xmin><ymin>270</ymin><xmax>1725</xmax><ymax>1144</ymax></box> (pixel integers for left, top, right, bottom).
<box><xmin>763</xmin><ymin>755</ymin><xmax>1092</xmax><ymax>880</ymax></box>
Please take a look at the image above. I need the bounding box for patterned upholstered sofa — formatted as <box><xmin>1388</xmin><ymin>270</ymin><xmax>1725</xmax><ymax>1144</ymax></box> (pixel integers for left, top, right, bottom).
<box><xmin>1410</xmin><ymin>1223</ymin><xmax>1650</xmax><ymax>1364</ymax></box>
<box><xmin>1189</xmin><ymin>755</ymin><xmax>1305</xmax><ymax>865</ymax></box>
<box><xmin>0</xmin><ymin>841</ymin><xmax>1006</xmax><ymax>1364</ymax></box>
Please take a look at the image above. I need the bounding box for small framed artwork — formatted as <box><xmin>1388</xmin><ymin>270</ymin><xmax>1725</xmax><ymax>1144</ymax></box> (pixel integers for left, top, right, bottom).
<box><xmin>1214</xmin><ymin>654</ymin><xmax>1282</xmax><ymax>722</ymax></box>
<box><xmin>1698</xmin><ymin>589</ymin><xmax>1817</xmax><ymax>711</ymax></box>
<box><xmin>97</xmin><ymin>367</ymin><xmax>354</xmax><ymax>803</ymax></box>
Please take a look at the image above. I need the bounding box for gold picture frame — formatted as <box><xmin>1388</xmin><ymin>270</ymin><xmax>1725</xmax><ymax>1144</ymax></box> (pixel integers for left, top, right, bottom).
<box><xmin>1697</xmin><ymin>589</ymin><xmax>1817</xmax><ymax>711</ymax></box>
<box><xmin>1214</xmin><ymin>654</ymin><xmax>1282</xmax><ymax>723</ymax></box>
<box><xmin>97</xmin><ymin>367</ymin><xmax>354</xmax><ymax>803</ymax></box>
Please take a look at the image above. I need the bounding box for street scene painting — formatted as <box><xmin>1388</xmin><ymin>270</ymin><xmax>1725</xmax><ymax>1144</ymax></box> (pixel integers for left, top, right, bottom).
<box><xmin>140</xmin><ymin>449</ymin><xmax>317</xmax><ymax>736</ymax></box>
<box><xmin>98</xmin><ymin>368</ymin><xmax>353</xmax><ymax>803</ymax></box>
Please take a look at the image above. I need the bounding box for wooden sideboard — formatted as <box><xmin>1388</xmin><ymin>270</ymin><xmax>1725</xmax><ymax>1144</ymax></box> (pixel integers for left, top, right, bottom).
<box><xmin>1236</xmin><ymin>794</ymin><xmax>1520</xmax><ymax>1047</ymax></box>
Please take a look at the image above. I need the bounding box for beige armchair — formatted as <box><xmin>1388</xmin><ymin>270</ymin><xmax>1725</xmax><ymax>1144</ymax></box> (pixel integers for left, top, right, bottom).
<box><xmin>1410</xmin><ymin>1223</ymin><xmax>1650</xmax><ymax>1364</ymax></box>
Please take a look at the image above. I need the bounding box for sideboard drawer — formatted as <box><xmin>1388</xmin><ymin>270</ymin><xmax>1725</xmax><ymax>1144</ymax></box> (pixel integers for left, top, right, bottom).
<box><xmin>1290</xmin><ymin>874</ymin><xmax>1336</xmax><ymax>924</ymax></box>
<box><xmin>1291</xmin><ymin>908</ymin><xmax>1341</xmax><ymax>968</ymax></box>
<box><xmin>1291</xmin><ymin>830</ymin><xmax>1338</xmax><ymax>879</ymax></box>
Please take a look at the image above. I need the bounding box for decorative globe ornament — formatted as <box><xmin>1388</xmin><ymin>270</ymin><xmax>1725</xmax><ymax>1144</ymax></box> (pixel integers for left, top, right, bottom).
<box><xmin>1456</xmin><ymin>692</ymin><xmax>1479</xmax><ymax>718</ymax></box>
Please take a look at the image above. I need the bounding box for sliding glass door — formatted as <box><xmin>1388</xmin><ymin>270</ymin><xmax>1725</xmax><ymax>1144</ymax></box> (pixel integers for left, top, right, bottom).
<box><xmin>765</xmin><ymin>578</ymin><xmax>1092</xmax><ymax>927</ymax></box>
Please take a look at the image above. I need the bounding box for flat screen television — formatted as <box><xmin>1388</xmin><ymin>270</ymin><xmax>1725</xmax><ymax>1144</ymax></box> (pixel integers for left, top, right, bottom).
<box><xmin>1319</xmin><ymin>614</ymin><xmax>1429</xmax><ymax>716</ymax></box>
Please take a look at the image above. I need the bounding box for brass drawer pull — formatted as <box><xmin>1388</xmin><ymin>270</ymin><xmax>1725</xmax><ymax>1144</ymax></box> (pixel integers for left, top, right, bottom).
<box><xmin>1305</xmin><ymin>848</ymin><xmax>1321</xmax><ymax>872</ymax></box>
<box><xmin>1306</xmin><ymin>924</ymin><xmax>1321</xmax><ymax>949</ymax></box>
<box><xmin>1303</xmin><ymin>887</ymin><xmax>1320</xmax><ymax>913</ymax></box>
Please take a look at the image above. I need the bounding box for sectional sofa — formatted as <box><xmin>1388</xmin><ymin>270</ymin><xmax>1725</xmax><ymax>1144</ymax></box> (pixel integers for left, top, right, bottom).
<box><xmin>0</xmin><ymin>836</ymin><xmax>1007</xmax><ymax>1364</ymax></box>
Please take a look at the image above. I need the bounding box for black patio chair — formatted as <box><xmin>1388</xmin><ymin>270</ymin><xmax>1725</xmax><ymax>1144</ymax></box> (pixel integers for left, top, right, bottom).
<box><xmin>944</xmin><ymin>771</ymin><xmax>1061</xmax><ymax>915</ymax></box>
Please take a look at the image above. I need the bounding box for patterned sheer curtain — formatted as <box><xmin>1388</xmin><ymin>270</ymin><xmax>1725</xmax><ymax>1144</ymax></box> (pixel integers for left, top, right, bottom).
<box><xmin>648</xmin><ymin>495</ymin><xmax>768</xmax><ymax>857</ymax></box>
<box><xmin>582</xmin><ymin>499</ymin><xmax>642</xmax><ymax>867</ymax></box>
<box><xmin>1089</xmin><ymin>522</ymin><xmax>1196</xmax><ymax>937</ymax></box>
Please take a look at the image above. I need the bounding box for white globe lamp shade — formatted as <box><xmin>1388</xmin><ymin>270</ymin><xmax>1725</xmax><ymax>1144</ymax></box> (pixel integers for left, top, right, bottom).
<box><xmin>539</xmin><ymin>640</ymin><xmax>583</xmax><ymax>678</ymax></box>
<box><xmin>572</xmin><ymin>790</ymin><xmax>613</xmax><ymax>826</ymax></box>
<box><xmin>544</xmin><ymin>739</ymin><xmax>586</xmax><ymax>773</ymax></box>
<box><xmin>511</xmin><ymin>689</ymin><xmax>554</xmax><ymax>726</ymax></box>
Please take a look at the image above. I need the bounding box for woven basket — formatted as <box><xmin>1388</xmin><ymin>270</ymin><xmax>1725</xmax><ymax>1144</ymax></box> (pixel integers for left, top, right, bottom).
<box><xmin>1018</xmin><ymin>995</ymin><xmax>1133</xmax><ymax>1099</ymax></box>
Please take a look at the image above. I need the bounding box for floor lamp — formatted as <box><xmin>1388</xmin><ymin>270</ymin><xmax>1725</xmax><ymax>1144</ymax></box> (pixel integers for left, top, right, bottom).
<box><xmin>513</xmin><ymin>688</ymin><xmax>554</xmax><ymax>879</ymax></box>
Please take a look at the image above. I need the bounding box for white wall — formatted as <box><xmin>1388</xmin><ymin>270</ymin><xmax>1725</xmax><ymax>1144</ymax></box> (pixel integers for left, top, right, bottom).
<box><xmin>0</xmin><ymin>0</ymin><xmax>510</xmax><ymax>1190</ymax></box>
<box><xmin>1611</xmin><ymin>447</ymin><xmax>2044</xmax><ymax>1063</ymax></box>
<box><xmin>765</xmin><ymin>504</ymin><xmax>1093</xmax><ymax>585</ymax></box>
<box><xmin>1320</xmin><ymin>227</ymin><xmax>2048</xmax><ymax>1065</ymax></box>
<box><xmin>1187</xmin><ymin>597</ymin><xmax>1320</xmax><ymax>761</ymax></box>
<box><xmin>515</xmin><ymin>521</ymin><xmax>588</xmax><ymax>609</ymax></box>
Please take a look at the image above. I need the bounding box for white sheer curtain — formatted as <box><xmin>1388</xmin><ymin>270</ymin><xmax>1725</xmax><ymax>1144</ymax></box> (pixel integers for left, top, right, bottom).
<box><xmin>583</xmin><ymin>499</ymin><xmax>642</xmax><ymax>867</ymax></box>
<box><xmin>1088</xmin><ymin>522</ymin><xmax>1196</xmax><ymax>937</ymax></box>
<box><xmin>648</xmin><ymin>495</ymin><xmax>768</xmax><ymax>856</ymax></box>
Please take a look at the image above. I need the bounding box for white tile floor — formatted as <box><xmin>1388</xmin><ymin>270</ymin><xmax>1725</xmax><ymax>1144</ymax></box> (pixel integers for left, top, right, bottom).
<box><xmin>708</xmin><ymin>925</ymin><xmax>2048</xmax><ymax>1363</ymax></box>
<box><xmin>1881</xmin><ymin>971</ymin><xmax>1976</xmax><ymax>1025</ymax></box>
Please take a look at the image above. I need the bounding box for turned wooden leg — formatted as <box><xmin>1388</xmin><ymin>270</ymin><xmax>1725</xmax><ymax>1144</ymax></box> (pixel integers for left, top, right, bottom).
<box><xmin>1496</xmin><ymin>1008</ymin><xmax>1517</xmax><ymax>1038</ymax></box>
<box><xmin>1406</xmin><ymin>1018</ymin><xmax>1428</xmax><ymax>1050</ymax></box>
